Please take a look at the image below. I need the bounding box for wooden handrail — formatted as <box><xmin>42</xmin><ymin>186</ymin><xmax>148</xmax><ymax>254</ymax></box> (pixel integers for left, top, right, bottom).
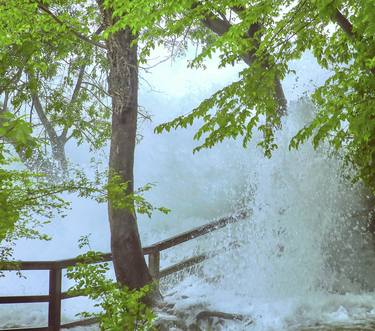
<box><xmin>145</xmin><ymin>211</ymin><xmax>247</xmax><ymax>253</ymax></box>
<box><xmin>0</xmin><ymin>212</ymin><xmax>248</xmax><ymax>331</ymax></box>
<box><xmin>0</xmin><ymin>254</ymin><xmax>113</xmax><ymax>271</ymax></box>
<box><xmin>0</xmin><ymin>295</ymin><xmax>50</xmax><ymax>304</ymax></box>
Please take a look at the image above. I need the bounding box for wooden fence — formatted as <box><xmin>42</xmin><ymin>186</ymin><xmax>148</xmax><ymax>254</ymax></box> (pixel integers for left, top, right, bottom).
<box><xmin>0</xmin><ymin>212</ymin><xmax>247</xmax><ymax>331</ymax></box>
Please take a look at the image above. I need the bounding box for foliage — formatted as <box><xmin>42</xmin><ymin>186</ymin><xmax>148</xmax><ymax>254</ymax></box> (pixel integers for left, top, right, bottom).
<box><xmin>0</xmin><ymin>105</ymin><xmax>160</xmax><ymax>265</ymax></box>
<box><xmin>0</xmin><ymin>165</ymin><xmax>169</xmax><ymax>267</ymax></box>
<box><xmin>1</xmin><ymin>135</ymin><xmax>168</xmax><ymax>267</ymax></box>
<box><xmin>105</xmin><ymin>0</ymin><xmax>375</xmax><ymax>191</ymax></box>
<box><xmin>0</xmin><ymin>0</ymin><xmax>110</xmax><ymax>173</ymax></box>
<box><xmin>66</xmin><ymin>240</ymin><xmax>156</xmax><ymax>331</ymax></box>
<box><xmin>0</xmin><ymin>111</ymin><xmax>65</xmax><ymax>265</ymax></box>
<box><xmin>104</xmin><ymin>173</ymin><xmax>170</xmax><ymax>217</ymax></box>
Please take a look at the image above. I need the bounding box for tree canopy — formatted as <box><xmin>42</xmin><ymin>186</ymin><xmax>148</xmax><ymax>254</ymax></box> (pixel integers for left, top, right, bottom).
<box><xmin>109</xmin><ymin>0</ymin><xmax>375</xmax><ymax>191</ymax></box>
<box><xmin>0</xmin><ymin>0</ymin><xmax>110</xmax><ymax>174</ymax></box>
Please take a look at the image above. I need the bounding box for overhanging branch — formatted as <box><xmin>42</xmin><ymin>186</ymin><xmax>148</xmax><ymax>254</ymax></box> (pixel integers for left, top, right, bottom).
<box><xmin>37</xmin><ymin>3</ymin><xmax>107</xmax><ymax>50</ymax></box>
<box><xmin>200</xmin><ymin>11</ymin><xmax>287</xmax><ymax>113</ymax></box>
<box><xmin>332</xmin><ymin>9</ymin><xmax>374</xmax><ymax>75</ymax></box>
<box><xmin>334</xmin><ymin>9</ymin><xmax>355</xmax><ymax>39</ymax></box>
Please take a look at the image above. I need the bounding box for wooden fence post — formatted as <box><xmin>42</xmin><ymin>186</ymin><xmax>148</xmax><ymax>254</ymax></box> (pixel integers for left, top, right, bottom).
<box><xmin>148</xmin><ymin>251</ymin><xmax>160</xmax><ymax>280</ymax></box>
<box><xmin>48</xmin><ymin>267</ymin><xmax>62</xmax><ymax>331</ymax></box>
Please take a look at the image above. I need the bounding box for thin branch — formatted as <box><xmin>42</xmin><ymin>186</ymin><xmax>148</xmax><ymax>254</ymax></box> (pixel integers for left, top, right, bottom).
<box><xmin>29</xmin><ymin>99</ymin><xmax>34</xmax><ymax>123</ymax></box>
<box><xmin>1</xmin><ymin>91</ymin><xmax>9</xmax><ymax>113</ymax></box>
<box><xmin>81</xmin><ymin>86</ymin><xmax>111</xmax><ymax>110</ymax></box>
<box><xmin>140</xmin><ymin>55</ymin><xmax>173</xmax><ymax>71</ymax></box>
<box><xmin>31</xmin><ymin>92</ymin><xmax>59</xmax><ymax>147</ymax></box>
<box><xmin>82</xmin><ymin>80</ymin><xmax>110</xmax><ymax>97</ymax></box>
<box><xmin>0</xmin><ymin>69</ymin><xmax>23</xmax><ymax>103</ymax></box>
<box><xmin>37</xmin><ymin>3</ymin><xmax>107</xmax><ymax>50</ymax></box>
<box><xmin>60</xmin><ymin>62</ymin><xmax>86</xmax><ymax>141</ymax></box>
<box><xmin>267</xmin><ymin>0</ymin><xmax>308</xmax><ymax>47</ymax></box>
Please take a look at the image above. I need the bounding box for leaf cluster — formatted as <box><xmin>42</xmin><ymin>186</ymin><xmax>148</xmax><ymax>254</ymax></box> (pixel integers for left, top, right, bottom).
<box><xmin>104</xmin><ymin>172</ymin><xmax>170</xmax><ymax>217</ymax></box>
<box><xmin>66</xmin><ymin>245</ymin><xmax>155</xmax><ymax>331</ymax></box>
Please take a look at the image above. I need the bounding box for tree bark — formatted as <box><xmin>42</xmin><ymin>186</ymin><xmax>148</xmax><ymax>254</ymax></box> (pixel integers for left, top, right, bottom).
<box><xmin>99</xmin><ymin>4</ymin><xmax>153</xmax><ymax>290</ymax></box>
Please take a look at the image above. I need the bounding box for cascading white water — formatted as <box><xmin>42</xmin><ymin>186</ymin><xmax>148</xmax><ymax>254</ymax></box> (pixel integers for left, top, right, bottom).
<box><xmin>1</xmin><ymin>51</ymin><xmax>375</xmax><ymax>330</ymax></box>
<box><xmin>161</xmin><ymin>100</ymin><xmax>375</xmax><ymax>330</ymax></box>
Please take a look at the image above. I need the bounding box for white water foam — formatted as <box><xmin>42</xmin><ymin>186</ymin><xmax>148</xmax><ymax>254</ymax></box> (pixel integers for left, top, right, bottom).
<box><xmin>158</xmin><ymin>100</ymin><xmax>375</xmax><ymax>330</ymax></box>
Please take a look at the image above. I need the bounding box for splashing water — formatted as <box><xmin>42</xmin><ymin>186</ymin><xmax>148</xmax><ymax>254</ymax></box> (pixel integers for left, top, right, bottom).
<box><xmin>1</xmin><ymin>53</ymin><xmax>375</xmax><ymax>330</ymax></box>
<box><xmin>159</xmin><ymin>100</ymin><xmax>375</xmax><ymax>330</ymax></box>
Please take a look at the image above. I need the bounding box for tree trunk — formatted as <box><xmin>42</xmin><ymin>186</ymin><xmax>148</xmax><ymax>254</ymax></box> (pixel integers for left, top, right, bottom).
<box><xmin>100</xmin><ymin>5</ymin><xmax>152</xmax><ymax>289</ymax></box>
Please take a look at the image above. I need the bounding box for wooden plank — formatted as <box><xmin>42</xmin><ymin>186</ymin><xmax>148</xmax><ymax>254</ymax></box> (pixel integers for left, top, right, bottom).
<box><xmin>61</xmin><ymin>317</ymin><xmax>98</xmax><ymax>329</ymax></box>
<box><xmin>63</xmin><ymin>240</ymin><xmax>240</xmax><ymax>297</ymax></box>
<box><xmin>159</xmin><ymin>254</ymin><xmax>207</xmax><ymax>278</ymax></box>
<box><xmin>145</xmin><ymin>212</ymin><xmax>248</xmax><ymax>254</ymax></box>
<box><xmin>0</xmin><ymin>253</ymin><xmax>113</xmax><ymax>271</ymax></box>
<box><xmin>158</xmin><ymin>239</ymin><xmax>241</xmax><ymax>278</ymax></box>
<box><xmin>0</xmin><ymin>295</ymin><xmax>49</xmax><ymax>304</ymax></box>
<box><xmin>148</xmin><ymin>252</ymin><xmax>160</xmax><ymax>279</ymax></box>
<box><xmin>0</xmin><ymin>327</ymin><xmax>48</xmax><ymax>331</ymax></box>
<box><xmin>48</xmin><ymin>268</ymin><xmax>62</xmax><ymax>331</ymax></box>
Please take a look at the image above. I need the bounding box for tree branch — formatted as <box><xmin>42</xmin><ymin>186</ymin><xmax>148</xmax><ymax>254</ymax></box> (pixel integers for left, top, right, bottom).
<box><xmin>60</xmin><ymin>62</ymin><xmax>86</xmax><ymax>141</ymax></box>
<box><xmin>333</xmin><ymin>9</ymin><xmax>355</xmax><ymax>39</ymax></box>
<box><xmin>200</xmin><ymin>12</ymin><xmax>287</xmax><ymax>113</ymax></box>
<box><xmin>201</xmin><ymin>13</ymin><xmax>231</xmax><ymax>37</ymax></box>
<box><xmin>28</xmin><ymin>73</ymin><xmax>67</xmax><ymax>171</ymax></box>
<box><xmin>61</xmin><ymin>25</ymin><xmax>105</xmax><ymax>141</ymax></box>
<box><xmin>37</xmin><ymin>3</ymin><xmax>107</xmax><ymax>50</ymax></box>
<box><xmin>70</xmin><ymin>64</ymin><xmax>86</xmax><ymax>104</ymax></box>
<box><xmin>1</xmin><ymin>92</ymin><xmax>9</xmax><ymax>113</ymax></box>
<box><xmin>82</xmin><ymin>80</ymin><xmax>110</xmax><ymax>97</ymax></box>
<box><xmin>31</xmin><ymin>93</ymin><xmax>59</xmax><ymax>147</ymax></box>
<box><xmin>332</xmin><ymin>9</ymin><xmax>374</xmax><ymax>75</ymax></box>
<box><xmin>81</xmin><ymin>85</ymin><xmax>111</xmax><ymax>110</ymax></box>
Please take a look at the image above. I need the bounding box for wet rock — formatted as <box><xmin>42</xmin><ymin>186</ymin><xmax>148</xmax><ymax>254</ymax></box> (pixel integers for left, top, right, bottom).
<box><xmin>196</xmin><ymin>310</ymin><xmax>247</xmax><ymax>321</ymax></box>
<box><xmin>155</xmin><ymin>302</ymin><xmax>253</xmax><ymax>331</ymax></box>
<box><xmin>195</xmin><ymin>310</ymin><xmax>253</xmax><ymax>330</ymax></box>
<box><xmin>154</xmin><ymin>311</ymin><xmax>187</xmax><ymax>331</ymax></box>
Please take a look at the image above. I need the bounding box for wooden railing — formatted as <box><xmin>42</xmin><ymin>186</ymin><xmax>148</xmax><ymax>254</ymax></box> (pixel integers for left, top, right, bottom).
<box><xmin>0</xmin><ymin>212</ymin><xmax>247</xmax><ymax>331</ymax></box>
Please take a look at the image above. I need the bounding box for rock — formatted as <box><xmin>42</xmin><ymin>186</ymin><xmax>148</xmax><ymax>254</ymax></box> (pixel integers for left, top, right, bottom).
<box><xmin>194</xmin><ymin>310</ymin><xmax>253</xmax><ymax>330</ymax></box>
<box><xmin>155</xmin><ymin>294</ymin><xmax>253</xmax><ymax>330</ymax></box>
<box><xmin>196</xmin><ymin>310</ymin><xmax>247</xmax><ymax>322</ymax></box>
